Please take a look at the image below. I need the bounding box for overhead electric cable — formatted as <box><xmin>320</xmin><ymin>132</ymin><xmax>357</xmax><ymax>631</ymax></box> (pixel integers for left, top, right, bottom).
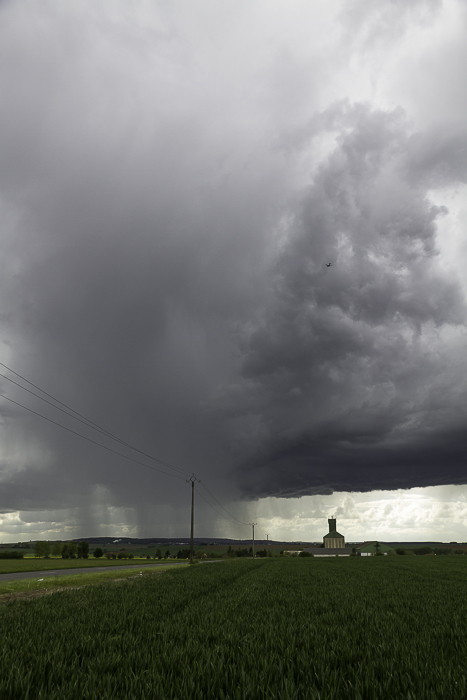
<box><xmin>0</xmin><ymin>370</ymin><xmax>136</xmax><ymax>444</ymax></box>
<box><xmin>195</xmin><ymin>486</ymin><xmax>249</xmax><ymax>527</ymax></box>
<box><xmin>199</xmin><ymin>481</ymin><xmax>249</xmax><ymax>526</ymax></box>
<box><xmin>0</xmin><ymin>393</ymin><xmax>185</xmax><ymax>481</ymax></box>
<box><xmin>0</xmin><ymin>362</ymin><xmax>191</xmax><ymax>477</ymax></box>
<box><xmin>0</xmin><ymin>362</ymin><xmax>252</xmax><ymax>527</ymax></box>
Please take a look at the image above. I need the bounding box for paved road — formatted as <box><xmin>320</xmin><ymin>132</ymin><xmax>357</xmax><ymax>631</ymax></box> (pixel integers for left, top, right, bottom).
<box><xmin>0</xmin><ymin>562</ymin><xmax>187</xmax><ymax>583</ymax></box>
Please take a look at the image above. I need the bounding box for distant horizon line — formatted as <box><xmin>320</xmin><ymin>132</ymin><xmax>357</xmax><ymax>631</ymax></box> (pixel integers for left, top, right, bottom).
<box><xmin>2</xmin><ymin>536</ymin><xmax>466</xmax><ymax>547</ymax></box>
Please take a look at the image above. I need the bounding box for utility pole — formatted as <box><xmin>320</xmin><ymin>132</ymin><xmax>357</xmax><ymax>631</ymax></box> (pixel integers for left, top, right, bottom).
<box><xmin>187</xmin><ymin>474</ymin><xmax>200</xmax><ymax>565</ymax></box>
<box><xmin>250</xmin><ymin>522</ymin><xmax>257</xmax><ymax>558</ymax></box>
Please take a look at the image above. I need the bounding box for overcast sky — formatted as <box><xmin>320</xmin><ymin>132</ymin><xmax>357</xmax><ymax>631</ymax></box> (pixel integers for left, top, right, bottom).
<box><xmin>1</xmin><ymin>0</ymin><xmax>467</xmax><ymax>543</ymax></box>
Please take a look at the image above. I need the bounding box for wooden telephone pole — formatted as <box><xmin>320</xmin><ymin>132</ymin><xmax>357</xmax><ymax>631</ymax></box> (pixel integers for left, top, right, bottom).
<box><xmin>250</xmin><ymin>522</ymin><xmax>257</xmax><ymax>558</ymax></box>
<box><xmin>187</xmin><ymin>474</ymin><xmax>200</xmax><ymax>564</ymax></box>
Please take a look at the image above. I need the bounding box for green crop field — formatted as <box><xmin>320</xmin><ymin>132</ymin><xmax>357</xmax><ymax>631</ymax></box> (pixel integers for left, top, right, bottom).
<box><xmin>1</xmin><ymin>557</ymin><xmax>467</xmax><ymax>699</ymax></box>
<box><xmin>0</xmin><ymin>557</ymin><xmax>186</xmax><ymax>575</ymax></box>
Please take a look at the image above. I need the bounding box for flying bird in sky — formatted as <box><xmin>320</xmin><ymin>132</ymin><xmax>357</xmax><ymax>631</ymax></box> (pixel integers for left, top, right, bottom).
<box><xmin>326</xmin><ymin>263</ymin><xmax>333</xmax><ymax>267</ymax></box>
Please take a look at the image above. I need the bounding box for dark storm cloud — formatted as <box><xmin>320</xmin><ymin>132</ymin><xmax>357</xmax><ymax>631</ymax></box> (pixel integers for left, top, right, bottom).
<box><xmin>0</xmin><ymin>0</ymin><xmax>288</xmax><ymax>521</ymax></box>
<box><xmin>1</xmin><ymin>1</ymin><xmax>467</xmax><ymax>533</ymax></box>
<box><xmin>238</xmin><ymin>426</ymin><xmax>467</xmax><ymax>500</ymax></box>
<box><xmin>223</xmin><ymin>103</ymin><xmax>467</xmax><ymax>497</ymax></box>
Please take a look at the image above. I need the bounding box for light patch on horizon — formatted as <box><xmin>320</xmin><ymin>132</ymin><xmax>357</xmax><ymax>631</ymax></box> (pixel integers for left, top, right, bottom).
<box><xmin>3</xmin><ymin>484</ymin><xmax>467</xmax><ymax>545</ymax></box>
<box><xmin>248</xmin><ymin>485</ymin><xmax>467</xmax><ymax>543</ymax></box>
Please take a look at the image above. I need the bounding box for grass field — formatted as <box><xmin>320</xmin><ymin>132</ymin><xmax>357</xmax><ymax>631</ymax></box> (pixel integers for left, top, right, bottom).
<box><xmin>0</xmin><ymin>564</ymin><xmax>177</xmax><ymax>598</ymax></box>
<box><xmin>0</xmin><ymin>557</ymin><xmax>184</xmax><ymax>575</ymax></box>
<box><xmin>1</xmin><ymin>556</ymin><xmax>467</xmax><ymax>699</ymax></box>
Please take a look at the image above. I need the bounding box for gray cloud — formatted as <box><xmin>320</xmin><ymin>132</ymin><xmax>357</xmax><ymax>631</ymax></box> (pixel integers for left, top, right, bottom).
<box><xmin>1</xmin><ymin>1</ymin><xmax>467</xmax><ymax>536</ymax></box>
<box><xmin>222</xmin><ymin>104</ymin><xmax>467</xmax><ymax>497</ymax></box>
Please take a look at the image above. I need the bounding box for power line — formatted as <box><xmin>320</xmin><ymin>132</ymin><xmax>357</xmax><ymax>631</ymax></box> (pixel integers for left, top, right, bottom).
<box><xmin>195</xmin><ymin>487</ymin><xmax>249</xmax><ymax>528</ymax></box>
<box><xmin>0</xmin><ymin>362</ymin><xmax>191</xmax><ymax>478</ymax></box>
<box><xmin>0</xmin><ymin>392</ymin><xmax>185</xmax><ymax>481</ymax></box>
<box><xmin>199</xmin><ymin>481</ymin><xmax>249</xmax><ymax>526</ymax></box>
<box><xmin>0</xmin><ymin>361</ymin><xmax>250</xmax><ymax>528</ymax></box>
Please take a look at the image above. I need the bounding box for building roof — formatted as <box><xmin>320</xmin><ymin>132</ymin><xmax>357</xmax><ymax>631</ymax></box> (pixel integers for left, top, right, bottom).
<box><xmin>324</xmin><ymin>530</ymin><xmax>344</xmax><ymax>539</ymax></box>
<box><xmin>354</xmin><ymin>541</ymin><xmax>394</xmax><ymax>553</ymax></box>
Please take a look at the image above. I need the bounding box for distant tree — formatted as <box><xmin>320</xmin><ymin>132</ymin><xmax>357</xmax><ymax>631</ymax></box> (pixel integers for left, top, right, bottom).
<box><xmin>51</xmin><ymin>541</ymin><xmax>63</xmax><ymax>557</ymax></box>
<box><xmin>164</xmin><ymin>550</ymin><xmax>170</xmax><ymax>559</ymax></box>
<box><xmin>77</xmin><ymin>541</ymin><xmax>89</xmax><ymax>559</ymax></box>
<box><xmin>62</xmin><ymin>542</ymin><xmax>78</xmax><ymax>559</ymax></box>
<box><xmin>34</xmin><ymin>541</ymin><xmax>51</xmax><ymax>558</ymax></box>
<box><xmin>396</xmin><ymin>548</ymin><xmax>406</xmax><ymax>555</ymax></box>
<box><xmin>93</xmin><ymin>547</ymin><xmax>104</xmax><ymax>559</ymax></box>
<box><xmin>146</xmin><ymin>554</ymin><xmax>151</xmax><ymax>559</ymax></box>
<box><xmin>256</xmin><ymin>549</ymin><xmax>268</xmax><ymax>558</ymax></box>
<box><xmin>177</xmin><ymin>549</ymin><xmax>190</xmax><ymax>559</ymax></box>
<box><xmin>155</xmin><ymin>549</ymin><xmax>162</xmax><ymax>559</ymax></box>
<box><xmin>298</xmin><ymin>551</ymin><xmax>313</xmax><ymax>557</ymax></box>
<box><xmin>194</xmin><ymin>550</ymin><xmax>207</xmax><ymax>559</ymax></box>
<box><xmin>454</xmin><ymin>549</ymin><xmax>464</xmax><ymax>555</ymax></box>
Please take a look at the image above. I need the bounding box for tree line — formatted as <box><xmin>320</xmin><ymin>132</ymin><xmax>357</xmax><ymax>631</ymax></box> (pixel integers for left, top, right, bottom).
<box><xmin>395</xmin><ymin>546</ymin><xmax>465</xmax><ymax>556</ymax></box>
<box><xmin>34</xmin><ymin>541</ymin><xmax>95</xmax><ymax>559</ymax></box>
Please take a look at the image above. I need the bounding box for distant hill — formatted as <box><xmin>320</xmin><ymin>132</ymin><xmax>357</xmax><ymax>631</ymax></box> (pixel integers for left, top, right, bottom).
<box><xmin>28</xmin><ymin>536</ymin><xmax>310</xmax><ymax>547</ymax></box>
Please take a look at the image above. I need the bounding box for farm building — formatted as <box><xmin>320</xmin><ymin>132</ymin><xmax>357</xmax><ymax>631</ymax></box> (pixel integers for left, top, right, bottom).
<box><xmin>323</xmin><ymin>518</ymin><xmax>345</xmax><ymax>548</ymax></box>
<box><xmin>302</xmin><ymin>518</ymin><xmax>353</xmax><ymax>557</ymax></box>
